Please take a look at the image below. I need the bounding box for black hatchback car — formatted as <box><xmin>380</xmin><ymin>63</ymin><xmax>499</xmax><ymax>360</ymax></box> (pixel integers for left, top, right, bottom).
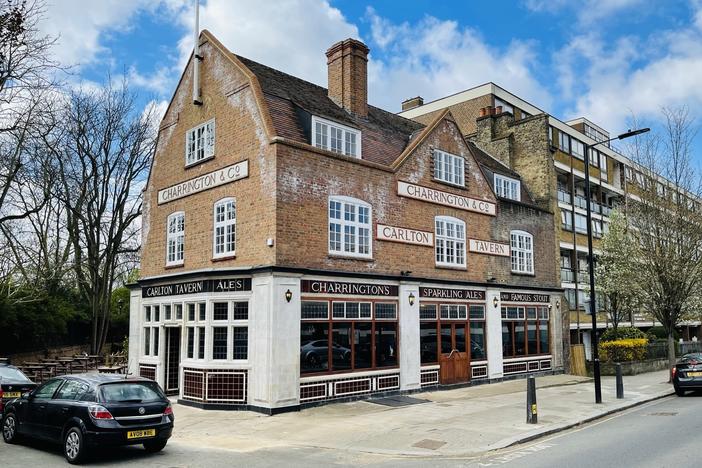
<box><xmin>672</xmin><ymin>352</ymin><xmax>702</xmax><ymax>396</ymax></box>
<box><xmin>1</xmin><ymin>364</ymin><xmax>38</xmax><ymax>420</ymax></box>
<box><xmin>1</xmin><ymin>373</ymin><xmax>174</xmax><ymax>464</ymax></box>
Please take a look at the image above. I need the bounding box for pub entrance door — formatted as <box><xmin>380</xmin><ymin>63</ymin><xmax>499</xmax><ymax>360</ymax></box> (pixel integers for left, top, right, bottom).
<box><xmin>165</xmin><ymin>327</ymin><xmax>181</xmax><ymax>395</ymax></box>
<box><xmin>439</xmin><ymin>323</ymin><xmax>470</xmax><ymax>384</ymax></box>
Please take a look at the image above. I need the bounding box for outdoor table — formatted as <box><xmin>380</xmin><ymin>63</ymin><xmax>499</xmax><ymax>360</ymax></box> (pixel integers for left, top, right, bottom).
<box><xmin>73</xmin><ymin>357</ymin><xmax>90</xmax><ymax>372</ymax></box>
<box><xmin>23</xmin><ymin>361</ymin><xmax>44</xmax><ymax>366</ymax></box>
<box><xmin>58</xmin><ymin>358</ymin><xmax>76</xmax><ymax>373</ymax></box>
<box><xmin>97</xmin><ymin>365</ymin><xmax>126</xmax><ymax>374</ymax></box>
<box><xmin>23</xmin><ymin>365</ymin><xmax>46</xmax><ymax>381</ymax></box>
<box><xmin>88</xmin><ymin>355</ymin><xmax>102</xmax><ymax>366</ymax></box>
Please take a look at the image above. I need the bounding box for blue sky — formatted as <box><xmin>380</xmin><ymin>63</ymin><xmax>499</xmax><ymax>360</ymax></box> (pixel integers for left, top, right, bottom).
<box><xmin>41</xmin><ymin>0</ymin><xmax>702</xmax><ymax>154</ymax></box>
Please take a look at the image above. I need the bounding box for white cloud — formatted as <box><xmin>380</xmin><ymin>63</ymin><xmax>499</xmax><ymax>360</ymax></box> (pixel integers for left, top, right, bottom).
<box><xmin>128</xmin><ymin>66</ymin><xmax>173</xmax><ymax>94</ymax></box>
<box><xmin>173</xmin><ymin>0</ymin><xmax>359</xmax><ymax>87</ymax></box>
<box><xmin>365</xmin><ymin>8</ymin><xmax>552</xmax><ymax>112</ymax></box>
<box><xmin>559</xmin><ymin>5</ymin><xmax>702</xmax><ymax>133</ymax></box>
<box><xmin>40</xmin><ymin>0</ymin><xmax>148</xmax><ymax>67</ymax></box>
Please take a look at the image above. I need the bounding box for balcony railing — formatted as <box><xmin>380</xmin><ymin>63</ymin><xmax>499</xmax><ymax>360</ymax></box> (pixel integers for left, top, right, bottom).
<box><xmin>557</xmin><ymin>190</ymin><xmax>572</xmax><ymax>205</ymax></box>
<box><xmin>574</xmin><ymin>196</ymin><xmax>588</xmax><ymax>210</ymax></box>
<box><xmin>560</xmin><ymin>268</ymin><xmax>575</xmax><ymax>282</ymax></box>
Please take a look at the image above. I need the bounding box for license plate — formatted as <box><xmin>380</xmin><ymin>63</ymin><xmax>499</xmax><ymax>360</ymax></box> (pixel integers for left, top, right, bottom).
<box><xmin>3</xmin><ymin>392</ymin><xmax>21</xmax><ymax>399</ymax></box>
<box><xmin>687</xmin><ymin>371</ymin><xmax>702</xmax><ymax>377</ymax></box>
<box><xmin>127</xmin><ymin>429</ymin><xmax>156</xmax><ymax>439</ymax></box>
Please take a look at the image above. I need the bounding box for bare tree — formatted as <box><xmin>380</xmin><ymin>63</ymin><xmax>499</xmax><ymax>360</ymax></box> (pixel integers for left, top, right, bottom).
<box><xmin>51</xmin><ymin>81</ymin><xmax>156</xmax><ymax>354</ymax></box>
<box><xmin>0</xmin><ymin>0</ymin><xmax>60</xmax><ymax>226</ymax></box>
<box><xmin>625</xmin><ymin>106</ymin><xmax>702</xmax><ymax>378</ymax></box>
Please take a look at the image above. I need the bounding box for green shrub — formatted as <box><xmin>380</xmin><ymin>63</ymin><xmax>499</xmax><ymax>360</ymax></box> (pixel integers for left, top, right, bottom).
<box><xmin>599</xmin><ymin>339</ymin><xmax>648</xmax><ymax>362</ymax></box>
<box><xmin>600</xmin><ymin>327</ymin><xmax>646</xmax><ymax>342</ymax></box>
<box><xmin>646</xmin><ymin>326</ymin><xmax>680</xmax><ymax>341</ymax></box>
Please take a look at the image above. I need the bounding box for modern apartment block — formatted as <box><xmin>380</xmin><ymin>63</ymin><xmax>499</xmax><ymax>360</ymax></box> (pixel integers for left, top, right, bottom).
<box><xmin>399</xmin><ymin>83</ymin><xmax>702</xmax><ymax>356</ymax></box>
<box><xmin>128</xmin><ymin>32</ymin><xmax>562</xmax><ymax>413</ymax></box>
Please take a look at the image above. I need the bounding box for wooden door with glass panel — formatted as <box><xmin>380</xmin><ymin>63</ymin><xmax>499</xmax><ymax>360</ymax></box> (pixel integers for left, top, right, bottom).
<box><xmin>439</xmin><ymin>321</ymin><xmax>470</xmax><ymax>385</ymax></box>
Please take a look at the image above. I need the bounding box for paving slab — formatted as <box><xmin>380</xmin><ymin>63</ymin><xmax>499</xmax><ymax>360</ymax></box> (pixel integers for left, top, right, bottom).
<box><xmin>169</xmin><ymin>370</ymin><xmax>673</xmax><ymax>458</ymax></box>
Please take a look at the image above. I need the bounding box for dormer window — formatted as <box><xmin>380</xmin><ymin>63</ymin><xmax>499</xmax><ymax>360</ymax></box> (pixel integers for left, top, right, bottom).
<box><xmin>312</xmin><ymin>116</ymin><xmax>361</xmax><ymax>158</ymax></box>
<box><xmin>433</xmin><ymin>150</ymin><xmax>465</xmax><ymax>187</ymax></box>
<box><xmin>494</xmin><ymin>174</ymin><xmax>521</xmax><ymax>201</ymax></box>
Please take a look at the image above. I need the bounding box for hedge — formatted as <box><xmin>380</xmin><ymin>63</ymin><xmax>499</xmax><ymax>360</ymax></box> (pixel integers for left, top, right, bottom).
<box><xmin>599</xmin><ymin>339</ymin><xmax>648</xmax><ymax>362</ymax></box>
<box><xmin>600</xmin><ymin>327</ymin><xmax>647</xmax><ymax>342</ymax></box>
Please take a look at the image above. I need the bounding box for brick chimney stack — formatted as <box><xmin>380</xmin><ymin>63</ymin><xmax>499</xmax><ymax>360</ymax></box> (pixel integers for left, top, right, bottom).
<box><xmin>326</xmin><ymin>38</ymin><xmax>369</xmax><ymax>117</ymax></box>
<box><xmin>401</xmin><ymin>96</ymin><xmax>424</xmax><ymax>111</ymax></box>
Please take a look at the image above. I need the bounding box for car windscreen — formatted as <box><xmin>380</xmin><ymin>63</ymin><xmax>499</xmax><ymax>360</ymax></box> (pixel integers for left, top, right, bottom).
<box><xmin>682</xmin><ymin>353</ymin><xmax>702</xmax><ymax>362</ymax></box>
<box><xmin>0</xmin><ymin>366</ymin><xmax>31</xmax><ymax>383</ymax></box>
<box><xmin>99</xmin><ymin>382</ymin><xmax>165</xmax><ymax>403</ymax></box>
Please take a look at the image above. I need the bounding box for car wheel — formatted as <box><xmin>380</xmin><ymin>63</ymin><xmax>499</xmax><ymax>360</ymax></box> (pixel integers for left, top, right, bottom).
<box><xmin>64</xmin><ymin>427</ymin><xmax>87</xmax><ymax>464</ymax></box>
<box><xmin>2</xmin><ymin>413</ymin><xmax>20</xmax><ymax>444</ymax></box>
<box><xmin>675</xmin><ymin>385</ymin><xmax>686</xmax><ymax>397</ymax></box>
<box><xmin>143</xmin><ymin>439</ymin><xmax>168</xmax><ymax>453</ymax></box>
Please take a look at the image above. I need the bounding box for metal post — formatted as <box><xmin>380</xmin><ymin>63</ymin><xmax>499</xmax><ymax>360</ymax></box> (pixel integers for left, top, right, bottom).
<box><xmin>616</xmin><ymin>363</ymin><xmax>624</xmax><ymax>399</ymax></box>
<box><xmin>526</xmin><ymin>375</ymin><xmax>537</xmax><ymax>424</ymax></box>
<box><xmin>584</xmin><ymin>145</ymin><xmax>602</xmax><ymax>404</ymax></box>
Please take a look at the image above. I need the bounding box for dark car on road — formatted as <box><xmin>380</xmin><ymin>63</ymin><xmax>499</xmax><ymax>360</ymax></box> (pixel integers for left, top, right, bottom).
<box><xmin>1</xmin><ymin>364</ymin><xmax>38</xmax><ymax>420</ymax></box>
<box><xmin>672</xmin><ymin>352</ymin><xmax>702</xmax><ymax>396</ymax></box>
<box><xmin>1</xmin><ymin>373</ymin><xmax>174</xmax><ymax>464</ymax></box>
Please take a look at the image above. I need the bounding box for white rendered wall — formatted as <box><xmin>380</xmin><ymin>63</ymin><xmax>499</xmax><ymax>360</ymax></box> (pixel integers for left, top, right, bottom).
<box><xmin>486</xmin><ymin>289</ymin><xmax>504</xmax><ymax>379</ymax></box>
<box><xmin>399</xmin><ymin>282</ymin><xmax>421</xmax><ymax>391</ymax></box>
<box><xmin>249</xmin><ymin>273</ymin><xmax>301</xmax><ymax>409</ymax></box>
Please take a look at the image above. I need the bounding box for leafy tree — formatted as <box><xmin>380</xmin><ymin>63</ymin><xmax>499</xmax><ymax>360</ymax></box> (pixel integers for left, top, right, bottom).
<box><xmin>624</xmin><ymin>106</ymin><xmax>702</xmax><ymax>379</ymax></box>
<box><xmin>595</xmin><ymin>210</ymin><xmax>640</xmax><ymax>330</ymax></box>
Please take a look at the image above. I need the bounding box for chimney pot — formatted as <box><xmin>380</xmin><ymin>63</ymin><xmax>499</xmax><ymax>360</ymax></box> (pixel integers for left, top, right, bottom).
<box><xmin>326</xmin><ymin>38</ymin><xmax>370</xmax><ymax>117</ymax></box>
<box><xmin>495</xmin><ymin>105</ymin><xmax>503</xmax><ymax>114</ymax></box>
<box><xmin>479</xmin><ymin>107</ymin><xmax>487</xmax><ymax>117</ymax></box>
<box><xmin>402</xmin><ymin>96</ymin><xmax>424</xmax><ymax>111</ymax></box>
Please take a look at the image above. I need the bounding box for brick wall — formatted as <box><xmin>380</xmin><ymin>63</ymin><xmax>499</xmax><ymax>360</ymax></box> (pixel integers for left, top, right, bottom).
<box><xmin>140</xmin><ymin>38</ymin><xmax>277</xmax><ymax>278</ymax></box>
<box><xmin>275</xmin><ymin>116</ymin><xmax>557</xmax><ymax>290</ymax></box>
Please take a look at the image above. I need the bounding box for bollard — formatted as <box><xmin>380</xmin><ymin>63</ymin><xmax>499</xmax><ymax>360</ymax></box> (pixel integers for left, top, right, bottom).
<box><xmin>615</xmin><ymin>363</ymin><xmax>624</xmax><ymax>399</ymax></box>
<box><xmin>526</xmin><ymin>374</ymin><xmax>537</xmax><ymax>424</ymax></box>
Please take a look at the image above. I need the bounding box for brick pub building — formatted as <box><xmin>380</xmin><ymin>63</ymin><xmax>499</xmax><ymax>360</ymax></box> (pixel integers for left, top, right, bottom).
<box><xmin>128</xmin><ymin>31</ymin><xmax>563</xmax><ymax>413</ymax></box>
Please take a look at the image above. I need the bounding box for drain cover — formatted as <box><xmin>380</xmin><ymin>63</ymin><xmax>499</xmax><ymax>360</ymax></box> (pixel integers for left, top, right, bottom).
<box><xmin>648</xmin><ymin>412</ymin><xmax>678</xmax><ymax>416</ymax></box>
<box><xmin>413</xmin><ymin>439</ymin><xmax>447</xmax><ymax>450</ymax></box>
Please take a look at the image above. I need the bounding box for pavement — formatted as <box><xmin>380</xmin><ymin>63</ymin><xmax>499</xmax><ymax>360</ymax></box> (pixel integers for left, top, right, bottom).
<box><xmin>169</xmin><ymin>370</ymin><xmax>674</xmax><ymax>458</ymax></box>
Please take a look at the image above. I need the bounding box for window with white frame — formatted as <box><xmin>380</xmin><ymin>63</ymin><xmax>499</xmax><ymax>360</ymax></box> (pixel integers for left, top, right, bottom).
<box><xmin>433</xmin><ymin>150</ymin><xmax>465</xmax><ymax>186</ymax></box>
<box><xmin>166</xmin><ymin>212</ymin><xmax>184</xmax><ymax>266</ymax></box>
<box><xmin>185</xmin><ymin>119</ymin><xmax>215</xmax><ymax>165</ymax></box>
<box><xmin>559</xmin><ymin>131</ymin><xmax>570</xmax><ymax>153</ymax></box>
<box><xmin>213</xmin><ymin>198</ymin><xmax>236</xmax><ymax>258</ymax></box>
<box><xmin>312</xmin><ymin>116</ymin><xmax>360</xmax><ymax>158</ymax></box>
<box><xmin>494</xmin><ymin>174</ymin><xmax>521</xmax><ymax>201</ymax></box>
<box><xmin>435</xmin><ymin>216</ymin><xmax>466</xmax><ymax>267</ymax></box>
<box><xmin>571</xmin><ymin>139</ymin><xmax>584</xmax><ymax>159</ymax></box>
<box><xmin>510</xmin><ymin>230</ymin><xmax>534</xmax><ymax>274</ymax></box>
<box><xmin>328</xmin><ymin>196</ymin><xmax>372</xmax><ymax>258</ymax></box>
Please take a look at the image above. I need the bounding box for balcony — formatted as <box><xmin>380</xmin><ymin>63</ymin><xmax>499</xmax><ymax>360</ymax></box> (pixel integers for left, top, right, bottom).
<box><xmin>557</xmin><ymin>190</ymin><xmax>572</xmax><ymax>205</ymax></box>
<box><xmin>574</xmin><ymin>196</ymin><xmax>588</xmax><ymax>210</ymax></box>
<box><xmin>560</xmin><ymin>268</ymin><xmax>575</xmax><ymax>282</ymax></box>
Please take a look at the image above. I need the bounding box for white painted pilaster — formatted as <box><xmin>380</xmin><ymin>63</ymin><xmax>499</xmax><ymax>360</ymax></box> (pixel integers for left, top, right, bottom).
<box><xmin>127</xmin><ymin>289</ymin><xmax>142</xmax><ymax>376</ymax></box>
<box><xmin>551</xmin><ymin>297</ymin><xmax>563</xmax><ymax>369</ymax></box>
<box><xmin>399</xmin><ymin>282</ymin><xmax>420</xmax><ymax>391</ymax></box>
<box><xmin>486</xmin><ymin>289</ymin><xmax>503</xmax><ymax>379</ymax></box>
<box><xmin>249</xmin><ymin>273</ymin><xmax>301</xmax><ymax>410</ymax></box>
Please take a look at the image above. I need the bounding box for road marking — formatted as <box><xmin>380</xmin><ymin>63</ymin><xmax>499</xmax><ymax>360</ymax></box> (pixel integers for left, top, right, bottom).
<box><xmin>477</xmin><ymin>443</ymin><xmax>554</xmax><ymax>466</ymax></box>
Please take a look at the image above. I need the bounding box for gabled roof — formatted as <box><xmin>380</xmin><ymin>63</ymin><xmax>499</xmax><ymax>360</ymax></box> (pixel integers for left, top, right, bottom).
<box><xmin>236</xmin><ymin>55</ymin><xmax>424</xmax><ymax>166</ymax></box>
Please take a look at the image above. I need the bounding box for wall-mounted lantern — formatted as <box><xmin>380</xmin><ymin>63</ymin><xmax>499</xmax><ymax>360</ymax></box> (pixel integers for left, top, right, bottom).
<box><xmin>285</xmin><ymin>289</ymin><xmax>293</xmax><ymax>303</ymax></box>
<box><xmin>493</xmin><ymin>296</ymin><xmax>499</xmax><ymax>308</ymax></box>
<box><xmin>408</xmin><ymin>291</ymin><xmax>416</xmax><ymax>306</ymax></box>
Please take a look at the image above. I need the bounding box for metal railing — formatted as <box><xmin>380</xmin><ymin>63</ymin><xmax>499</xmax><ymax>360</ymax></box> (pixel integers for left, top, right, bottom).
<box><xmin>557</xmin><ymin>190</ymin><xmax>572</xmax><ymax>205</ymax></box>
<box><xmin>560</xmin><ymin>268</ymin><xmax>575</xmax><ymax>282</ymax></box>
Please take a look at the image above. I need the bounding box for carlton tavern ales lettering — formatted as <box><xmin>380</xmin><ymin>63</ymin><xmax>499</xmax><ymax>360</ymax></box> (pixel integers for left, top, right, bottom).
<box><xmin>397</xmin><ymin>181</ymin><xmax>496</xmax><ymax>216</ymax></box>
<box><xmin>157</xmin><ymin>160</ymin><xmax>249</xmax><ymax>204</ymax></box>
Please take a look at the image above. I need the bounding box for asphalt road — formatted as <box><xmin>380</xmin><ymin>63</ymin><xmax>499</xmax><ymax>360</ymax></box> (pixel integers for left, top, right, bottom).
<box><xmin>1</xmin><ymin>393</ymin><xmax>700</xmax><ymax>467</ymax></box>
<box><xmin>468</xmin><ymin>392</ymin><xmax>702</xmax><ymax>468</ymax></box>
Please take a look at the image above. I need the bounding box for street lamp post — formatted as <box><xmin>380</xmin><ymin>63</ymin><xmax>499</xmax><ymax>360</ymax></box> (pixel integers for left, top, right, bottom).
<box><xmin>584</xmin><ymin>127</ymin><xmax>649</xmax><ymax>404</ymax></box>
